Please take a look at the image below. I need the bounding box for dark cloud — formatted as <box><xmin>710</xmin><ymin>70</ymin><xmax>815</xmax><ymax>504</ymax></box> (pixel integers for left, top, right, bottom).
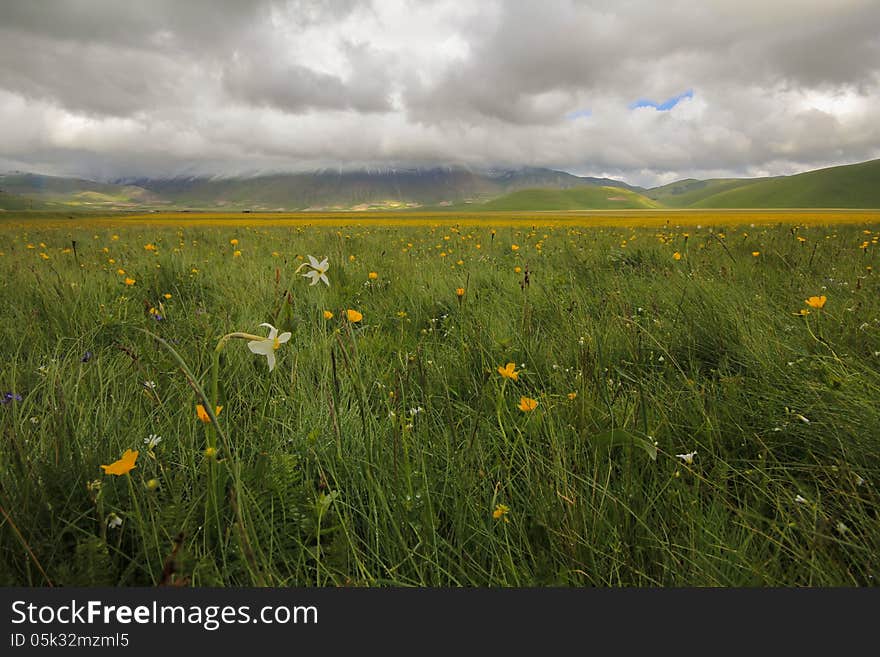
<box><xmin>0</xmin><ymin>0</ymin><xmax>879</xmax><ymax>185</ymax></box>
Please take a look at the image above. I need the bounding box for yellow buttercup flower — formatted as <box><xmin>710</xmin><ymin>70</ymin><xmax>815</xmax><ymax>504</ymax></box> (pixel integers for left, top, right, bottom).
<box><xmin>567</xmin><ymin>391</ymin><xmax>578</xmax><ymax>400</ymax></box>
<box><xmin>752</xmin><ymin>251</ymin><xmax>760</xmax><ymax>257</ymax></box>
<box><xmin>323</xmin><ymin>310</ymin><xmax>334</xmax><ymax>320</ymax></box>
<box><xmin>124</xmin><ymin>277</ymin><xmax>136</xmax><ymax>286</ymax></box>
<box><xmin>368</xmin><ymin>271</ymin><xmax>378</xmax><ymax>280</ymax></box>
<box><xmin>100</xmin><ymin>449</ymin><xmax>138</xmax><ymax>476</ymax></box>
<box><xmin>230</xmin><ymin>238</ymin><xmax>239</xmax><ymax>246</ymax></box>
<box><xmin>673</xmin><ymin>252</ymin><xmax>681</xmax><ymax>260</ymax></box>
<box><xmin>456</xmin><ymin>287</ymin><xmax>465</xmax><ymax>297</ymax></box>
<box><xmin>196</xmin><ymin>404</ymin><xmax>223</xmax><ymax>423</ymax></box>
<box><xmin>518</xmin><ymin>396</ymin><xmax>538</xmax><ymax>412</ymax></box>
<box><xmin>346</xmin><ymin>309</ymin><xmax>363</xmax><ymax>323</ymax></box>
<box><xmin>497</xmin><ymin>362</ymin><xmax>519</xmax><ymax>381</ymax></box>
<box><xmin>805</xmin><ymin>295</ymin><xmax>827</xmax><ymax>309</ymax></box>
<box><xmin>493</xmin><ymin>504</ymin><xmax>510</xmax><ymax>522</ymax></box>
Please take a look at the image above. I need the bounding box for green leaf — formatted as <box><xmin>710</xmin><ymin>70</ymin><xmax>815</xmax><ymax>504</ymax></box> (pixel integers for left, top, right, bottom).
<box><xmin>590</xmin><ymin>429</ymin><xmax>657</xmax><ymax>461</ymax></box>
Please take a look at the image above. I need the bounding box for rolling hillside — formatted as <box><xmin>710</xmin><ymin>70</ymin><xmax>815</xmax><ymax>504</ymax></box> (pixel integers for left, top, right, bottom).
<box><xmin>469</xmin><ymin>186</ymin><xmax>662</xmax><ymax>210</ymax></box>
<box><xmin>689</xmin><ymin>159</ymin><xmax>880</xmax><ymax>208</ymax></box>
<box><xmin>1</xmin><ymin>158</ymin><xmax>878</xmax><ymax>211</ymax></box>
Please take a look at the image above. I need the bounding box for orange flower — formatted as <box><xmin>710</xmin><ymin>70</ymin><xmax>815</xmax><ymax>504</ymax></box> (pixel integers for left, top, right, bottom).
<box><xmin>323</xmin><ymin>310</ymin><xmax>334</xmax><ymax>320</ymax></box>
<box><xmin>518</xmin><ymin>396</ymin><xmax>538</xmax><ymax>412</ymax></box>
<box><xmin>805</xmin><ymin>295</ymin><xmax>827</xmax><ymax>309</ymax></box>
<box><xmin>346</xmin><ymin>309</ymin><xmax>363</xmax><ymax>323</ymax></box>
<box><xmin>497</xmin><ymin>362</ymin><xmax>519</xmax><ymax>381</ymax></box>
<box><xmin>100</xmin><ymin>449</ymin><xmax>138</xmax><ymax>476</ymax></box>
<box><xmin>124</xmin><ymin>277</ymin><xmax>136</xmax><ymax>286</ymax></box>
<box><xmin>368</xmin><ymin>271</ymin><xmax>378</xmax><ymax>280</ymax></box>
<box><xmin>196</xmin><ymin>404</ymin><xmax>223</xmax><ymax>423</ymax></box>
<box><xmin>456</xmin><ymin>287</ymin><xmax>465</xmax><ymax>297</ymax></box>
<box><xmin>673</xmin><ymin>252</ymin><xmax>681</xmax><ymax>260</ymax></box>
<box><xmin>752</xmin><ymin>251</ymin><xmax>760</xmax><ymax>257</ymax></box>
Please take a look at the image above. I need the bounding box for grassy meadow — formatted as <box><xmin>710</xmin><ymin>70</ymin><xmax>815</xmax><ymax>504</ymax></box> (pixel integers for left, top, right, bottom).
<box><xmin>0</xmin><ymin>210</ymin><xmax>879</xmax><ymax>586</ymax></box>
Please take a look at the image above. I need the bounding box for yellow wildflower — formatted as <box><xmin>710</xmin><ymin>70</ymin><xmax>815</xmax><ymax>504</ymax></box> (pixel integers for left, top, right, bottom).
<box><xmin>518</xmin><ymin>396</ymin><xmax>538</xmax><ymax>412</ymax></box>
<box><xmin>497</xmin><ymin>362</ymin><xmax>519</xmax><ymax>381</ymax></box>
<box><xmin>100</xmin><ymin>449</ymin><xmax>138</xmax><ymax>476</ymax></box>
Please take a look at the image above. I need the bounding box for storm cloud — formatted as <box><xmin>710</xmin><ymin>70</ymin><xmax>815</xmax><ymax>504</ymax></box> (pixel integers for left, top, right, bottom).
<box><xmin>1</xmin><ymin>0</ymin><xmax>879</xmax><ymax>185</ymax></box>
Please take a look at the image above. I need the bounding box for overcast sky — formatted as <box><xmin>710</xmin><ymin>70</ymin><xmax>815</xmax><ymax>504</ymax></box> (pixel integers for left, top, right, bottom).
<box><xmin>1</xmin><ymin>0</ymin><xmax>879</xmax><ymax>186</ymax></box>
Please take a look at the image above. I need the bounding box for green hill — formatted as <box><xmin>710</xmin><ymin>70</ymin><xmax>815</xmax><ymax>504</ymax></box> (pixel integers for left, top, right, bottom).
<box><xmin>690</xmin><ymin>159</ymin><xmax>880</xmax><ymax>208</ymax></box>
<box><xmin>646</xmin><ymin>178</ymin><xmax>768</xmax><ymax>207</ymax></box>
<box><xmin>466</xmin><ymin>186</ymin><xmax>662</xmax><ymax>211</ymax></box>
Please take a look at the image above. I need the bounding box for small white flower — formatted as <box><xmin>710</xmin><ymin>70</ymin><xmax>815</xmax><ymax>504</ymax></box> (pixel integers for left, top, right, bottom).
<box><xmin>657</xmin><ymin>356</ymin><xmax>664</xmax><ymax>362</ymax></box>
<box><xmin>675</xmin><ymin>451</ymin><xmax>696</xmax><ymax>464</ymax></box>
<box><xmin>247</xmin><ymin>323</ymin><xmax>292</xmax><ymax>372</ymax></box>
<box><xmin>295</xmin><ymin>255</ymin><xmax>330</xmax><ymax>286</ymax></box>
<box><xmin>794</xmin><ymin>494</ymin><xmax>808</xmax><ymax>504</ymax></box>
<box><xmin>107</xmin><ymin>513</ymin><xmax>123</xmax><ymax>529</ymax></box>
<box><xmin>144</xmin><ymin>434</ymin><xmax>162</xmax><ymax>449</ymax></box>
<box><xmin>854</xmin><ymin>474</ymin><xmax>865</xmax><ymax>487</ymax></box>
<box><xmin>143</xmin><ymin>380</ymin><xmax>157</xmax><ymax>390</ymax></box>
<box><xmin>795</xmin><ymin>414</ymin><xmax>810</xmax><ymax>424</ymax></box>
<box><xmin>836</xmin><ymin>521</ymin><xmax>849</xmax><ymax>534</ymax></box>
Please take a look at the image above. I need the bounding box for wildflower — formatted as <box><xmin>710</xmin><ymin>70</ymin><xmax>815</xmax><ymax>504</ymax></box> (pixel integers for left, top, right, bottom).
<box><xmin>514</xmin><ymin>266</ymin><xmax>522</xmax><ymax>273</ymax></box>
<box><xmin>1</xmin><ymin>392</ymin><xmax>23</xmax><ymax>404</ymax></box>
<box><xmin>752</xmin><ymin>251</ymin><xmax>760</xmax><ymax>257</ymax></box>
<box><xmin>117</xmin><ymin>269</ymin><xmax>126</xmax><ymax>276</ymax></box>
<box><xmin>204</xmin><ymin>446</ymin><xmax>218</xmax><ymax>459</ymax></box>
<box><xmin>107</xmin><ymin>513</ymin><xmax>123</xmax><ymax>529</ymax></box>
<box><xmin>511</xmin><ymin>244</ymin><xmax>520</xmax><ymax>251</ymax></box>
<box><xmin>493</xmin><ymin>503</ymin><xmax>510</xmax><ymax>522</ymax></box>
<box><xmin>346</xmin><ymin>309</ymin><xmax>363</xmax><ymax>323</ymax></box>
<box><xmin>81</xmin><ymin>351</ymin><xmax>92</xmax><ymax>363</ymax></box>
<box><xmin>794</xmin><ymin>309</ymin><xmax>810</xmax><ymax>317</ymax></box>
<box><xmin>100</xmin><ymin>449</ymin><xmax>139</xmax><ymax>476</ymax></box>
<box><xmin>456</xmin><ymin>287</ymin><xmax>465</xmax><ymax>298</ymax></box>
<box><xmin>567</xmin><ymin>392</ymin><xmax>578</xmax><ymax>400</ymax></box>
<box><xmin>163</xmin><ymin>293</ymin><xmax>172</xmax><ymax>299</ymax></box>
<box><xmin>143</xmin><ymin>380</ymin><xmax>157</xmax><ymax>390</ymax></box>
<box><xmin>296</xmin><ymin>255</ymin><xmax>330</xmax><ymax>286</ymax></box>
<box><xmin>247</xmin><ymin>323</ymin><xmax>292</xmax><ymax>372</ymax></box>
<box><xmin>673</xmin><ymin>252</ymin><xmax>681</xmax><ymax>260</ymax></box>
<box><xmin>676</xmin><ymin>451</ymin><xmax>697</xmax><ymax>465</ymax></box>
<box><xmin>805</xmin><ymin>295</ymin><xmax>826</xmax><ymax>309</ymax></box>
<box><xmin>39</xmin><ymin>252</ymin><xmax>49</xmax><ymax>260</ymax></box>
<box><xmin>368</xmin><ymin>271</ymin><xmax>378</xmax><ymax>280</ymax></box>
<box><xmin>124</xmin><ymin>277</ymin><xmax>136</xmax><ymax>286</ymax></box>
<box><xmin>149</xmin><ymin>307</ymin><xmax>163</xmax><ymax>321</ymax></box>
<box><xmin>230</xmin><ymin>238</ymin><xmax>239</xmax><ymax>246</ymax></box>
<box><xmin>323</xmin><ymin>310</ymin><xmax>334</xmax><ymax>320</ymax></box>
<box><xmin>196</xmin><ymin>404</ymin><xmax>223</xmax><ymax>423</ymax></box>
<box><xmin>794</xmin><ymin>494</ymin><xmax>808</xmax><ymax>504</ymax></box>
<box><xmin>497</xmin><ymin>362</ymin><xmax>519</xmax><ymax>381</ymax></box>
<box><xmin>144</xmin><ymin>434</ymin><xmax>162</xmax><ymax>450</ymax></box>
<box><xmin>146</xmin><ymin>478</ymin><xmax>160</xmax><ymax>491</ymax></box>
<box><xmin>144</xmin><ymin>243</ymin><xmax>158</xmax><ymax>252</ymax></box>
<box><xmin>233</xmin><ymin>250</ymin><xmax>242</xmax><ymax>258</ymax></box>
<box><xmin>518</xmin><ymin>396</ymin><xmax>538</xmax><ymax>412</ymax></box>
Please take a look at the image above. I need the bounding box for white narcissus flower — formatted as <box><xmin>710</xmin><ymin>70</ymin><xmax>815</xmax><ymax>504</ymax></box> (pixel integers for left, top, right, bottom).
<box><xmin>676</xmin><ymin>451</ymin><xmax>697</xmax><ymax>464</ymax></box>
<box><xmin>247</xmin><ymin>323</ymin><xmax>291</xmax><ymax>372</ymax></box>
<box><xmin>295</xmin><ymin>255</ymin><xmax>330</xmax><ymax>286</ymax></box>
<box><xmin>107</xmin><ymin>513</ymin><xmax>123</xmax><ymax>529</ymax></box>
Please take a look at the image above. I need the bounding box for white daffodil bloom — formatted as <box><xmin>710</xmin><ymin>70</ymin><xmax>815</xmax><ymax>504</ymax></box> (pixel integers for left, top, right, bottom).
<box><xmin>247</xmin><ymin>323</ymin><xmax>291</xmax><ymax>372</ymax></box>
<box><xmin>675</xmin><ymin>451</ymin><xmax>697</xmax><ymax>464</ymax></box>
<box><xmin>295</xmin><ymin>255</ymin><xmax>330</xmax><ymax>286</ymax></box>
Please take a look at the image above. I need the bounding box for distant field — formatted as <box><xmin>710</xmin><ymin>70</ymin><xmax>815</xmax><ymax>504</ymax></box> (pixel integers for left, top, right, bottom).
<box><xmin>1</xmin><ymin>210</ymin><xmax>878</xmax><ymax>586</ymax></box>
<box><xmin>2</xmin><ymin>208</ymin><xmax>879</xmax><ymax>230</ymax></box>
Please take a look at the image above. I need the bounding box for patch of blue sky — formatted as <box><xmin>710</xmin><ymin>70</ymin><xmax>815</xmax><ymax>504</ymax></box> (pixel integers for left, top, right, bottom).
<box><xmin>565</xmin><ymin>108</ymin><xmax>592</xmax><ymax>120</ymax></box>
<box><xmin>629</xmin><ymin>89</ymin><xmax>693</xmax><ymax>111</ymax></box>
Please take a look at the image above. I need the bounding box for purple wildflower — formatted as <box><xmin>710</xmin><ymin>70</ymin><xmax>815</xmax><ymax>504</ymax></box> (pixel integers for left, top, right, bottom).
<box><xmin>1</xmin><ymin>392</ymin><xmax>23</xmax><ymax>404</ymax></box>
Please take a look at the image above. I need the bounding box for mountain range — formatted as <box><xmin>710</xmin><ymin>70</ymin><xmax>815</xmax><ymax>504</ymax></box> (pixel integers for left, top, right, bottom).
<box><xmin>1</xmin><ymin>158</ymin><xmax>878</xmax><ymax>212</ymax></box>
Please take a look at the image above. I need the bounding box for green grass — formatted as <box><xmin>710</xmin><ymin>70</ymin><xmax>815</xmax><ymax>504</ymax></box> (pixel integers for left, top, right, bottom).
<box><xmin>0</xmin><ymin>215</ymin><xmax>878</xmax><ymax>587</ymax></box>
